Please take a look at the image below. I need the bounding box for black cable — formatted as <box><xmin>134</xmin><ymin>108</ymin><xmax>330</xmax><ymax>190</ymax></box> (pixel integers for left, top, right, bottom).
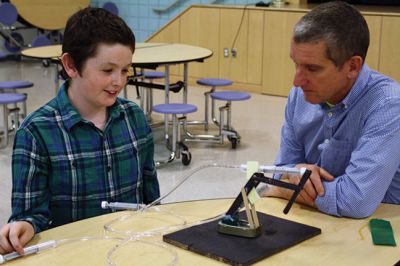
<box><xmin>230</xmin><ymin>2</ymin><xmax>263</xmax><ymax>50</ymax></box>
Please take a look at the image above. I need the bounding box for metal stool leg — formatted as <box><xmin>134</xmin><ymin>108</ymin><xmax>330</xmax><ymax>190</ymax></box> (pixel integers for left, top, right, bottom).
<box><xmin>204</xmin><ymin>91</ymin><xmax>209</xmax><ymax>130</ymax></box>
<box><xmin>172</xmin><ymin>114</ymin><xmax>178</xmax><ymax>158</ymax></box>
<box><xmin>226</xmin><ymin>101</ymin><xmax>232</xmax><ymax>130</ymax></box>
<box><xmin>0</xmin><ymin>105</ymin><xmax>9</xmax><ymax>148</ymax></box>
<box><xmin>219</xmin><ymin>104</ymin><xmax>225</xmax><ymax>144</ymax></box>
<box><xmin>178</xmin><ymin>116</ymin><xmax>191</xmax><ymax>165</ymax></box>
<box><xmin>204</xmin><ymin>86</ymin><xmax>216</xmax><ymax>130</ymax></box>
<box><xmin>211</xmin><ymin>97</ymin><xmax>220</xmax><ymax>126</ymax></box>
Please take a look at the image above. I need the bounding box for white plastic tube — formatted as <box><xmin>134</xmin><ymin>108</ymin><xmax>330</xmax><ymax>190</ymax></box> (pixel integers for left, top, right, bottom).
<box><xmin>239</xmin><ymin>164</ymin><xmax>306</xmax><ymax>176</ymax></box>
<box><xmin>0</xmin><ymin>240</ymin><xmax>57</xmax><ymax>264</ymax></box>
<box><xmin>101</xmin><ymin>201</ymin><xmax>145</xmax><ymax>211</ymax></box>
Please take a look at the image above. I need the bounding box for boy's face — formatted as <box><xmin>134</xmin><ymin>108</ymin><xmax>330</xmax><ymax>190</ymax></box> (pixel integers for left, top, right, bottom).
<box><xmin>71</xmin><ymin>43</ymin><xmax>132</xmax><ymax>109</ymax></box>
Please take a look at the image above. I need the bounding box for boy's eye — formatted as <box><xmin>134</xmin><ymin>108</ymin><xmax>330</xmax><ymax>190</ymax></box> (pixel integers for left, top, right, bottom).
<box><xmin>103</xmin><ymin>69</ymin><xmax>113</xmax><ymax>73</ymax></box>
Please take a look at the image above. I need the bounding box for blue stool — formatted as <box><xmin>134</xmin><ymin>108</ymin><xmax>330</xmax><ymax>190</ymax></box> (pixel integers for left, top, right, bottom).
<box><xmin>152</xmin><ymin>103</ymin><xmax>197</xmax><ymax>166</ymax></box>
<box><xmin>102</xmin><ymin>2</ymin><xmax>119</xmax><ymax>15</ymax></box>
<box><xmin>0</xmin><ymin>80</ymin><xmax>33</xmax><ymax>128</ymax></box>
<box><xmin>0</xmin><ymin>93</ymin><xmax>27</xmax><ymax>148</ymax></box>
<box><xmin>141</xmin><ymin>71</ymin><xmax>165</xmax><ymax>121</ymax></box>
<box><xmin>210</xmin><ymin>91</ymin><xmax>251</xmax><ymax>148</ymax></box>
<box><xmin>185</xmin><ymin>90</ymin><xmax>251</xmax><ymax>149</ymax></box>
<box><xmin>0</xmin><ymin>80</ymin><xmax>34</xmax><ymax>92</ymax></box>
<box><xmin>31</xmin><ymin>35</ymin><xmax>52</xmax><ymax>47</ymax></box>
<box><xmin>197</xmin><ymin>78</ymin><xmax>233</xmax><ymax>130</ymax></box>
<box><xmin>0</xmin><ymin>51</ymin><xmax>7</xmax><ymax>60</ymax></box>
<box><xmin>0</xmin><ymin>2</ymin><xmax>24</xmax><ymax>53</ymax></box>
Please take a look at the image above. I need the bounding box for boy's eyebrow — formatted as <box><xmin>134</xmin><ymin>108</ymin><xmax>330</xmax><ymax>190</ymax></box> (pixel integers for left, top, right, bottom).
<box><xmin>100</xmin><ymin>62</ymin><xmax>132</xmax><ymax>68</ymax></box>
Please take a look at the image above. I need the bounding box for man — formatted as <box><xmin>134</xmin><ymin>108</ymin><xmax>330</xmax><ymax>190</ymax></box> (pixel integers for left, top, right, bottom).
<box><xmin>0</xmin><ymin>7</ymin><xmax>159</xmax><ymax>255</ymax></box>
<box><xmin>262</xmin><ymin>1</ymin><xmax>400</xmax><ymax>218</ymax></box>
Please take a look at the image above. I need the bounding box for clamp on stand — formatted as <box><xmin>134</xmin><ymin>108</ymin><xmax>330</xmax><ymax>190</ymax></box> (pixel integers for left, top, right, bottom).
<box><xmin>218</xmin><ymin>167</ymin><xmax>312</xmax><ymax>238</ymax></box>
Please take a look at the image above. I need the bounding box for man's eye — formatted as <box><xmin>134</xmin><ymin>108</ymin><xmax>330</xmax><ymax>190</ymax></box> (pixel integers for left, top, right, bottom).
<box><xmin>307</xmin><ymin>66</ymin><xmax>319</xmax><ymax>72</ymax></box>
<box><xmin>103</xmin><ymin>69</ymin><xmax>113</xmax><ymax>73</ymax></box>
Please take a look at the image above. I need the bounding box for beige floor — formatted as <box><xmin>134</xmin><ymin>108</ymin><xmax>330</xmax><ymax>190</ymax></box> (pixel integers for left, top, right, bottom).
<box><xmin>0</xmin><ymin>60</ymin><xmax>287</xmax><ymax>228</ymax></box>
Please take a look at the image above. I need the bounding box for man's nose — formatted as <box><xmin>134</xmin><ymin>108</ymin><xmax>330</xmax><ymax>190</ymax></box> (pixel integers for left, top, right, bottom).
<box><xmin>293</xmin><ymin>68</ymin><xmax>307</xmax><ymax>87</ymax></box>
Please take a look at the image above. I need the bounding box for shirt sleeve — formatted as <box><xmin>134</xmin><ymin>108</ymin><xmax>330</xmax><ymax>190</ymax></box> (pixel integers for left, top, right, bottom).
<box><xmin>316</xmin><ymin>97</ymin><xmax>400</xmax><ymax>218</ymax></box>
<box><xmin>9</xmin><ymin>127</ymin><xmax>51</xmax><ymax>233</ymax></box>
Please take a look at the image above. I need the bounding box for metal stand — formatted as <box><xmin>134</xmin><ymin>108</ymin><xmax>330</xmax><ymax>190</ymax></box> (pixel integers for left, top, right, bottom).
<box><xmin>218</xmin><ymin>168</ymin><xmax>312</xmax><ymax>238</ymax></box>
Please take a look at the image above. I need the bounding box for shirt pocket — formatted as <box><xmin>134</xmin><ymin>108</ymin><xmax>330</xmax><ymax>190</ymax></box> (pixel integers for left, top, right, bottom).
<box><xmin>319</xmin><ymin>137</ymin><xmax>352</xmax><ymax>177</ymax></box>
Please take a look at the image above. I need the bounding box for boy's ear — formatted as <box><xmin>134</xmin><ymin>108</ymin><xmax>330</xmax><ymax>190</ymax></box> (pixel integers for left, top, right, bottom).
<box><xmin>60</xmin><ymin>53</ymin><xmax>79</xmax><ymax>78</ymax></box>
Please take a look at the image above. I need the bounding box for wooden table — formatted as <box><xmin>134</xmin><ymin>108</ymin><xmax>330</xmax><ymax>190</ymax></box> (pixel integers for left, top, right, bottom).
<box><xmin>21</xmin><ymin>43</ymin><xmax>213</xmax><ymax>102</ymax></box>
<box><xmin>5</xmin><ymin>198</ymin><xmax>400</xmax><ymax>265</ymax></box>
<box><xmin>10</xmin><ymin>0</ymin><xmax>90</xmax><ymax>30</ymax></box>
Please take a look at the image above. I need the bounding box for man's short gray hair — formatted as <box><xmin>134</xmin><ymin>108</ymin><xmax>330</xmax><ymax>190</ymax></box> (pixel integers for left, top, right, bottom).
<box><xmin>293</xmin><ymin>1</ymin><xmax>369</xmax><ymax>68</ymax></box>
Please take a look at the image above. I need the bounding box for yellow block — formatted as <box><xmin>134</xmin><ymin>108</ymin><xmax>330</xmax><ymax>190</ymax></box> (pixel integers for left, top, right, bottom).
<box><xmin>246</xmin><ymin>161</ymin><xmax>261</xmax><ymax>204</ymax></box>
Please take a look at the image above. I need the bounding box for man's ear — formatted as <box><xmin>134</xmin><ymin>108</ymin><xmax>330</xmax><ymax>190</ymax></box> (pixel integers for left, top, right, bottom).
<box><xmin>60</xmin><ymin>53</ymin><xmax>79</xmax><ymax>78</ymax></box>
<box><xmin>346</xmin><ymin>55</ymin><xmax>363</xmax><ymax>79</ymax></box>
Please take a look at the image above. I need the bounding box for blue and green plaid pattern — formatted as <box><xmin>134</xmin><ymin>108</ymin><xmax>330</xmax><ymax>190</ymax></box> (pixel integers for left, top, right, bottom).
<box><xmin>9</xmin><ymin>83</ymin><xmax>159</xmax><ymax>232</ymax></box>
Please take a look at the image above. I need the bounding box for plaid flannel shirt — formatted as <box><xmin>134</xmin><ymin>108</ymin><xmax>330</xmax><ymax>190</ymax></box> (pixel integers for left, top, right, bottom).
<box><xmin>9</xmin><ymin>83</ymin><xmax>159</xmax><ymax>232</ymax></box>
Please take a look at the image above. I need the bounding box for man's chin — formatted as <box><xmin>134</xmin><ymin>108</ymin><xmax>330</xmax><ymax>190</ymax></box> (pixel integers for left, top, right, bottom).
<box><xmin>303</xmin><ymin>95</ymin><xmax>321</xmax><ymax>105</ymax></box>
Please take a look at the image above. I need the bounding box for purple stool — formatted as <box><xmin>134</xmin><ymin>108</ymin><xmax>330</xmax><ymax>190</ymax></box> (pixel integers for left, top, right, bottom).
<box><xmin>31</xmin><ymin>35</ymin><xmax>52</xmax><ymax>47</ymax></box>
<box><xmin>0</xmin><ymin>2</ymin><xmax>23</xmax><ymax>53</ymax></box>
<box><xmin>0</xmin><ymin>51</ymin><xmax>7</xmax><ymax>60</ymax></box>
<box><xmin>0</xmin><ymin>80</ymin><xmax>34</xmax><ymax>92</ymax></box>
<box><xmin>197</xmin><ymin>78</ymin><xmax>233</xmax><ymax>130</ymax></box>
<box><xmin>102</xmin><ymin>2</ymin><xmax>119</xmax><ymax>15</ymax></box>
<box><xmin>0</xmin><ymin>80</ymin><xmax>33</xmax><ymax>129</ymax></box>
<box><xmin>210</xmin><ymin>91</ymin><xmax>251</xmax><ymax>148</ymax></box>
<box><xmin>0</xmin><ymin>93</ymin><xmax>27</xmax><ymax>148</ymax></box>
<box><xmin>185</xmin><ymin>90</ymin><xmax>251</xmax><ymax>149</ymax></box>
<box><xmin>152</xmin><ymin>103</ymin><xmax>197</xmax><ymax>166</ymax></box>
<box><xmin>141</xmin><ymin>71</ymin><xmax>165</xmax><ymax>121</ymax></box>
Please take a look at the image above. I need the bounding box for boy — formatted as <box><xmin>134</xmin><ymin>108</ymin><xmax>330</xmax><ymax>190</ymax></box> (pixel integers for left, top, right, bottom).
<box><xmin>0</xmin><ymin>7</ymin><xmax>159</xmax><ymax>255</ymax></box>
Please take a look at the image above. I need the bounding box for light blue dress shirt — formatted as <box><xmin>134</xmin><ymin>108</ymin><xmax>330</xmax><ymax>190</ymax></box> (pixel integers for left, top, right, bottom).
<box><xmin>276</xmin><ymin>64</ymin><xmax>400</xmax><ymax>218</ymax></box>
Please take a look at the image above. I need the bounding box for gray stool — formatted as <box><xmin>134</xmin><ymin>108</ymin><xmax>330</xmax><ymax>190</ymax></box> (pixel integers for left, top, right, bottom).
<box><xmin>141</xmin><ymin>71</ymin><xmax>165</xmax><ymax>121</ymax></box>
<box><xmin>0</xmin><ymin>93</ymin><xmax>27</xmax><ymax>148</ymax></box>
<box><xmin>210</xmin><ymin>91</ymin><xmax>251</xmax><ymax>148</ymax></box>
<box><xmin>0</xmin><ymin>80</ymin><xmax>32</xmax><ymax>130</ymax></box>
<box><xmin>196</xmin><ymin>78</ymin><xmax>232</xmax><ymax>130</ymax></box>
<box><xmin>152</xmin><ymin>103</ymin><xmax>197</xmax><ymax>166</ymax></box>
<box><xmin>184</xmin><ymin>91</ymin><xmax>251</xmax><ymax>149</ymax></box>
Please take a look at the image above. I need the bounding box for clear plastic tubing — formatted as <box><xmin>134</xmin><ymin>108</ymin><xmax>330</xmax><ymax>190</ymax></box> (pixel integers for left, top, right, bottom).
<box><xmin>0</xmin><ymin>240</ymin><xmax>57</xmax><ymax>264</ymax></box>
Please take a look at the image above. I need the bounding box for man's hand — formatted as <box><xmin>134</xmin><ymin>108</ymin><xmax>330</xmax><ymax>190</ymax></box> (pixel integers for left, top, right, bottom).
<box><xmin>261</xmin><ymin>164</ymin><xmax>334</xmax><ymax>208</ymax></box>
<box><xmin>0</xmin><ymin>221</ymin><xmax>35</xmax><ymax>255</ymax></box>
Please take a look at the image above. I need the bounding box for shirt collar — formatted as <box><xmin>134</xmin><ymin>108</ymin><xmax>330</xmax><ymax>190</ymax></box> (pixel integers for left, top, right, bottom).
<box><xmin>57</xmin><ymin>82</ymin><xmax>125</xmax><ymax>130</ymax></box>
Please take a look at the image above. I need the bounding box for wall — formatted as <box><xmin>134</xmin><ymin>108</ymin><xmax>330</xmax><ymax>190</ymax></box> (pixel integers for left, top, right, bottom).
<box><xmin>90</xmin><ymin>0</ymin><xmax>298</xmax><ymax>42</ymax></box>
<box><xmin>0</xmin><ymin>1</ymin><xmax>301</xmax><ymax>54</ymax></box>
<box><xmin>146</xmin><ymin>5</ymin><xmax>400</xmax><ymax>96</ymax></box>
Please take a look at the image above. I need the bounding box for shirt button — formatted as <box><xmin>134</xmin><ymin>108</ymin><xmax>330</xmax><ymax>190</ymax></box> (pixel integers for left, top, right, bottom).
<box><xmin>324</xmin><ymin>139</ymin><xmax>330</xmax><ymax>144</ymax></box>
<box><xmin>327</xmin><ymin>112</ymin><xmax>333</xmax><ymax>118</ymax></box>
<box><xmin>107</xmin><ymin>165</ymin><xmax>111</xmax><ymax>172</ymax></box>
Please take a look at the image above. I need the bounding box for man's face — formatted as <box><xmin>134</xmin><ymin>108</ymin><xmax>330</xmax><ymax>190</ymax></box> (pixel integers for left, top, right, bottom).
<box><xmin>290</xmin><ymin>40</ymin><xmax>353</xmax><ymax>104</ymax></box>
